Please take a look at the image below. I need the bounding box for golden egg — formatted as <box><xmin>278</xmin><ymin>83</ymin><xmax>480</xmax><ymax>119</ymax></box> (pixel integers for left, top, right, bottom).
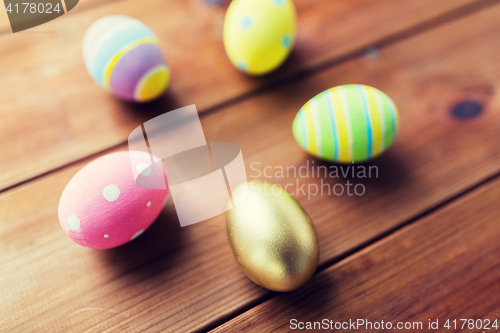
<box><xmin>226</xmin><ymin>181</ymin><xmax>319</xmax><ymax>292</ymax></box>
<box><xmin>223</xmin><ymin>0</ymin><xmax>297</xmax><ymax>75</ymax></box>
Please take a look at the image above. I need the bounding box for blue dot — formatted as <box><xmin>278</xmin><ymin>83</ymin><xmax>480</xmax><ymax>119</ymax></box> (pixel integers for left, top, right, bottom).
<box><xmin>282</xmin><ymin>34</ymin><xmax>292</xmax><ymax>49</ymax></box>
<box><xmin>236</xmin><ymin>60</ymin><xmax>249</xmax><ymax>72</ymax></box>
<box><xmin>240</xmin><ymin>16</ymin><xmax>254</xmax><ymax>30</ymax></box>
<box><xmin>272</xmin><ymin>0</ymin><xmax>286</xmax><ymax>6</ymax></box>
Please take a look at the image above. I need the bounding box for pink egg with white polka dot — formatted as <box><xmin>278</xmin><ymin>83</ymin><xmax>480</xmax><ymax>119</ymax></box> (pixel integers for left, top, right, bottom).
<box><xmin>58</xmin><ymin>151</ymin><xmax>168</xmax><ymax>249</ymax></box>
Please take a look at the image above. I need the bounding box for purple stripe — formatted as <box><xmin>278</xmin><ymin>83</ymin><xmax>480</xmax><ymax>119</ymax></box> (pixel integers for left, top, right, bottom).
<box><xmin>109</xmin><ymin>43</ymin><xmax>165</xmax><ymax>101</ymax></box>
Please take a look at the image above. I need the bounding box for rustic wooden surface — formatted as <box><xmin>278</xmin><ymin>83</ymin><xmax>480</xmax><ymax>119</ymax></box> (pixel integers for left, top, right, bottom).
<box><xmin>212</xmin><ymin>166</ymin><xmax>500</xmax><ymax>332</ymax></box>
<box><xmin>1</xmin><ymin>0</ymin><xmax>500</xmax><ymax>332</ymax></box>
<box><xmin>0</xmin><ymin>0</ymin><xmax>492</xmax><ymax>191</ymax></box>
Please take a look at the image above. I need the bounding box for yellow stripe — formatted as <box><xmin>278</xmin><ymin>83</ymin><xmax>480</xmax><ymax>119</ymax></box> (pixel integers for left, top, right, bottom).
<box><xmin>330</xmin><ymin>88</ymin><xmax>350</xmax><ymax>162</ymax></box>
<box><xmin>102</xmin><ymin>37</ymin><xmax>161</xmax><ymax>91</ymax></box>
<box><xmin>303</xmin><ymin>102</ymin><xmax>317</xmax><ymax>155</ymax></box>
<box><xmin>364</xmin><ymin>86</ymin><xmax>382</xmax><ymax>157</ymax></box>
<box><xmin>373</xmin><ymin>88</ymin><xmax>386</xmax><ymax>151</ymax></box>
<box><xmin>134</xmin><ymin>65</ymin><xmax>170</xmax><ymax>102</ymax></box>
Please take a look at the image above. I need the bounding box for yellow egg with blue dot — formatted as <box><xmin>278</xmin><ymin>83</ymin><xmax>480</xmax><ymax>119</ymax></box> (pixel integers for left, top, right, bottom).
<box><xmin>293</xmin><ymin>85</ymin><xmax>400</xmax><ymax>163</ymax></box>
<box><xmin>223</xmin><ymin>0</ymin><xmax>297</xmax><ymax>75</ymax></box>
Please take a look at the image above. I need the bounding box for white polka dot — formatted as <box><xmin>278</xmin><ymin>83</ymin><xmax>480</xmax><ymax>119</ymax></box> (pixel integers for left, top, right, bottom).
<box><xmin>136</xmin><ymin>162</ymin><xmax>152</xmax><ymax>176</ymax></box>
<box><xmin>103</xmin><ymin>184</ymin><xmax>120</xmax><ymax>202</ymax></box>
<box><xmin>147</xmin><ymin>201</ymin><xmax>151</xmax><ymax>207</ymax></box>
<box><xmin>70</xmin><ymin>182</ymin><xmax>76</xmax><ymax>188</ymax></box>
<box><xmin>104</xmin><ymin>234</ymin><xmax>109</xmax><ymax>238</ymax></box>
<box><xmin>67</xmin><ymin>215</ymin><xmax>80</xmax><ymax>231</ymax></box>
<box><xmin>131</xmin><ymin>230</ymin><xmax>144</xmax><ymax>240</ymax></box>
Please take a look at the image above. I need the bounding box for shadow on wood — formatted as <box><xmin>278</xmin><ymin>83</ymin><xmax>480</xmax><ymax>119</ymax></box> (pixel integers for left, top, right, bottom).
<box><xmin>95</xmin><ymin>202</ymin><xmax>186</xmax><ymax>275</ymax></box>
<box><xmin>270</xmin><ymin>271</ymin><xmax>337</xmax><ymax>325</ymax></box>
<box><xmin>120</xmin><ymin>90</ymin><xmax>183</xmax><ymax>124</ymax></box>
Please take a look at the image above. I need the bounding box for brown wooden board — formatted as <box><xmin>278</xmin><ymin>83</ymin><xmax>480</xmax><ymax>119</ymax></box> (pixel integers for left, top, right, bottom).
<box><xmin>2</xmin><ymin>3</ymin><xmax>500</xmax><ymax>332</ymax></box>
<box><xmin>0</xmin><ymin>0</ymin><xmax>491</xmax><ymax>191</ymax></box>
<box><xmin>212</xmin><ymin>171</ymin><xmax>500</xmax><ymax>332</ymax></box>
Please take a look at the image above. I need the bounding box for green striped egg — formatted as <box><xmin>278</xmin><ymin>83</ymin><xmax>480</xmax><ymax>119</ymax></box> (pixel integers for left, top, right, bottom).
<box><xmin>293</xmin><ymin>85</ymin><xmax>399</xmax><ymax>163</ymax></box>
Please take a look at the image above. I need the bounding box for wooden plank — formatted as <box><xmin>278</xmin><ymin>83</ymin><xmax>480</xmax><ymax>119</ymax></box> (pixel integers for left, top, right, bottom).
<box><xmin>0</xmin><ymin>0</ymin><xmax>490</xmax><ymax>191</ymax></box>
<box><xmin>2</xmin><ymin>4</ymin><xmax>500</xmax><ymax>332</ymax></box>
<box><xmin>211</xmin><ymin>173</ymin><xmax>500</xmax><ymax>332</ymax></box>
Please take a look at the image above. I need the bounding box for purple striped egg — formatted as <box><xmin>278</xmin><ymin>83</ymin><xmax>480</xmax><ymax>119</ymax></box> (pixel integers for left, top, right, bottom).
<box><xmin>82</xmin><ymin>15</ymin><xmax>170</xmax><ymax>103</ymax></box>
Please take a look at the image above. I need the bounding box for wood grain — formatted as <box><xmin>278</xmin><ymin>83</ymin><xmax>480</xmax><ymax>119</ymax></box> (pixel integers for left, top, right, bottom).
<box><xmin>212</xmin><ymin>172</ymin><xmax>500</xmax><ymax>332</ymax></box>
<box><xmin>2</xmin><ymin>3</ymin><xmax>500</xmax><ymax>332</ymax></box>
<box><xmin>0</xmin><ymin>0</ymin><xmax>491</xmax><ymax>191</ymax></box>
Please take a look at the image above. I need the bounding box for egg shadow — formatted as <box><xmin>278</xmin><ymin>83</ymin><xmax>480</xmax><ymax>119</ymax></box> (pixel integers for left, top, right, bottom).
<box><xmin>230</xmin><ymin>45</ymin><xmax>307</xmax><ymax>93</ymax></box>
<box><xmin>95</xmin><ymin>201</ymin><xmax>186</xmax><ymax>275</ymax></box>
<box><xmin>120</xmin><ymin>90</ymin><xmax>182</xmax><ymax>124</ymax></box>
<box><xmin>308</xmin><ymin>148</ymin><xmax>413</xmax><ymax>196</ymax></box>
<box><xmin>271</xmin><ymin>46</ymin><xmax>311</xmax><ymax>82</ymax></box>
<box><xmin>270</xmin><ymin>270</ymin><xmax>337</xmax><ymax>321</ymax></box>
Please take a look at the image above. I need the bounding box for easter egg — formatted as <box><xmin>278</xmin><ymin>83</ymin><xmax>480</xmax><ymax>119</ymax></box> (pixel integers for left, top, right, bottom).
<box><xmin>293</xmin><ymin>84</ymin><xmax>400</xmax><ymax>163</ymax></box>
<box><xmin>58</xmin><ymin>151</ymin><xmax>169</xmax><ymax>249</ymax></box>
<box><xmin>82</xmin><ymin>15</ymin><xmax>170</xmax><ymax>102</ymax></box>
<box><xmin>226</xmin><ymin>181</ymin><xmax>319</xmax><ymax>292</ymax></box>
<box><xmin>223</xmin><ymin>0</ymin><xmax>297</xmax><ymax>75</ymax></box>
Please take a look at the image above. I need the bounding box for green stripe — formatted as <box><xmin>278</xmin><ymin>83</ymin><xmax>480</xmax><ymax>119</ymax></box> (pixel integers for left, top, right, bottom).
<box><xmin>374</xmin><ymin>90</ymin><xmax>386</xmax><ymax>151</ymax></box>
<box><xmin>357</xmin><ymin>85</ymin><xmax>373</xmax><ymax>159</ymax></box>
<box><xmin>292</xmin><ymin>112</ymin><xmax>305</xmax><ymax>149</ymax></box>
<box><xmin>314</xmin><ymin>94</ymin><xmax>335</xmax><ymax>161</ymax></box>
<box><xmin>388</xmin><ymin>99</ymin><xmax>398</xmax><ymax>140</ymax></box>
<box><xmin>299</xmin><ymin>109</ymin><xmax>309</xmax><ymax>150</ymax></box>
<box><xmin>378</xmin><ymin>92</ymin><xmax>396</xmax><ymax>148</ymax></box>
<box><xmin>344</xmin><ymin>85</ymin><xmax>368</xmax><ymax>162</ymax></box>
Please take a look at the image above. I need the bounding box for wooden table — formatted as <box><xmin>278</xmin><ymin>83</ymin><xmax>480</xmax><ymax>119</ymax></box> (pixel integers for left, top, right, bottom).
<box><xmin>1</xmin><ymin>0</ymin><xmax>500</xmax><ymax>331</ymax></box>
